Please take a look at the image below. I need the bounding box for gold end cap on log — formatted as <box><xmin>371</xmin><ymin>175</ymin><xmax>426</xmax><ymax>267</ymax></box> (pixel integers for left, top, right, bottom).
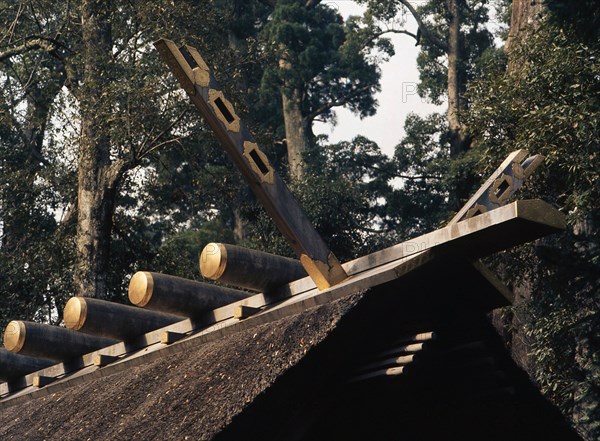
<box><xmin>63</xmin><ymin>297</ymin><xmax>88</xmax><ymax>331</ymax></box>
<box><xmin>199</xmin><ymin>243</ymin><xmax>227</xmax><ymax>280</ymax></box>
<box><xmin>3</xmin><ymin>320</ymin><xmax>26</xmax><ymax>353</ymax></box>
<box><xmin>128</xmin><ymin>271</ymin><xmax>155</xmax><ymax>307</ymax></box>
<box><xmin>300</xmin><ymin>252</ymin><xmax>348</xmax><ymax>291</ymax></box>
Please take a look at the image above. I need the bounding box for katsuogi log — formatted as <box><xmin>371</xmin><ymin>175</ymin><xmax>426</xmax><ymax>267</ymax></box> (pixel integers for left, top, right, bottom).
<box><xmin>3</xmin><ymin>320</ymin><xmax>117</xmax><ymax>361</ymax></box>
<box><xmin>199</xmin><ymin>243</ymin><xmax>308</xmax><ymax>292</ymax></box>
<box><xmin>129</xmin><ymin>271</ymin><xmax>251</xmax><ymax>317</ymax></box>
<box><xmin>0</xmin><ymin>349</ymin><xmax>54</xmax><ymax>381</ymax></box>
<box><xmin>64</xmin><ymin>297</ymin><xmax>181</xmax><ymax>340</ymax></box>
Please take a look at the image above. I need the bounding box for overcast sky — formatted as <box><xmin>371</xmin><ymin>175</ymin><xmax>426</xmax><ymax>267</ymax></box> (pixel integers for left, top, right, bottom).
<box><xmin>312</xmin><ymin>1</ymin><xmax>443</xmax><ymax>157</ymax></box>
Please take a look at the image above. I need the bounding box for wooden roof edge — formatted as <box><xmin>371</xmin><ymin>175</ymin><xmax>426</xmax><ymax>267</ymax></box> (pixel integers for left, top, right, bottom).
<box><xmin>0</xmin><ymin>198</ymin><xmax>564</xmax><ymax>404</ymax></box>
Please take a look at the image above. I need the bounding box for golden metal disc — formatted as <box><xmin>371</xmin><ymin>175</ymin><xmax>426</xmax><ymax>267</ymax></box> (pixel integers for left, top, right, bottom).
<box><xmin>199</xmin><ymin>242</ymin><xmax>227</xmax><ymax>280</ymax></box>
<box><xmin>3</xmin><ymin>320</ymin><xmax>26</xmax><ymax>352</ymax></box>
<box><xmin>63</xmin><ymin>297</ymin><xmax>88</xmax><ymax>331</ymax></box>
<box><xmin>128</xmin><ymin>271</ymin><xmax>154</xmax><ymax>307</ymax></box>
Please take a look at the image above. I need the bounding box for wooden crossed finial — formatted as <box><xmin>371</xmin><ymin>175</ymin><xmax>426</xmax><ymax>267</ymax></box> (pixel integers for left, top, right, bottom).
<box><xmin>154</xmin><ymin>39</ymin><xmax>348</xmax><ymax>290</ymax></box>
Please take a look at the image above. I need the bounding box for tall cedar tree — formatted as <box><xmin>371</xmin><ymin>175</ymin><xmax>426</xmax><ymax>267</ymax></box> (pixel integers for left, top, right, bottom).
<box><xmin>0</xmin><ymin>0</ymin><xmax>228</xmax><ymax>312</ymax></box>
<box><xmin>357</xmin><ymin>0</ymin><xmax>493</xmax><ymax>208</ymax></box>
<box><xmin>260</xmin><ymin>0</ymin><xmax>392</xmax><ymax>180</ymax></box>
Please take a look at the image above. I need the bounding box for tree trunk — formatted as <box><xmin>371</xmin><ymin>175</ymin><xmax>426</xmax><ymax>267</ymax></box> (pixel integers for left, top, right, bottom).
<box><xmin>233</xmin><ymin>205</ymin><xmax>246</xmax><ymax>242</ymax></box>
<box><xmin>446</xmin><ymin>0</ymin><xmax>471</xmax><ymax>209</ymax></box>
<box><xmin>23</xmin><ymin>86</ymin><xmax>51</xmax><ymax>170</ymax></box>
<box><xmin>491</xmin><ymin>0</ymin><xmax>546</xmax><ymax>375</ymax></box>
<box><xmin>228</xmin><ymin>27</ymin><xmax>248</xmax><ymax>240</ymax></box>
<box><xmin>506</xmin><ymin>0</ymin><xmax>544</xmax><ymax>56</ymax></box>
<box><xmin>2</xmin><ymin>85</ymin><xmax>55</xmax><ymax>251</ymax></box>
<box><xmin>74</xmin><ymin>0</ymin><xmax>120</xmax><ymax>299</ymax></box>
<box><xmin>281</xmin><ymin>87</ymin><xmax>310</xmax><ymax>181</ymax></box>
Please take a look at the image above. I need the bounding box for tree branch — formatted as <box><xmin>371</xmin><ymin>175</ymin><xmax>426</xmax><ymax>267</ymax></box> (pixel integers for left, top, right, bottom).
<box><xmin>305</xmin><ymin>0</ymin><xmax>322</xmax><ymax>9</ymax></box>
<box><xmin>378</xmin><ymin>28</ymin><xmax>418</xmax><ymax>41</ymax></box>
<box><xmin>138</xmin><ymin>138</ymin><xmax>183</xmax><ymax>161</ymax></box>
<box><xmin>0</xmin><ymin>38</ymin><xmax>53</xmax><ymax>61</ymax></box>
<box><xmin>397</xmin><ymin>0</ymin><xmax>448</xmax><ymax>51</ymax></box>
<box><xmin>0</xmin><ymin>36</ymin><xmax>63</xmax><ymax>62</ymax></box>
<box><xmin>364</xmin><ymin>28</ymin><xmax>419</xmax><ymax>50</ymax></box>
<box><xmin>136</xmin><ymin>109</ymin><xmax>188</xmax><ymax>160</ymax></box>
<box><xmin>308</xmin><ymin>84</ymin><xmax>371</xmax><ymax>121</ymax></box>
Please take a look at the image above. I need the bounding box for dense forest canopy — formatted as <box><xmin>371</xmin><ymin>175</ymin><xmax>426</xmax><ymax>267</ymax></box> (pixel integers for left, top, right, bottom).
<box><xmin>0</xmin><ymin>0</ymin><xmax>598</xmax><ymax>438</ymax></box>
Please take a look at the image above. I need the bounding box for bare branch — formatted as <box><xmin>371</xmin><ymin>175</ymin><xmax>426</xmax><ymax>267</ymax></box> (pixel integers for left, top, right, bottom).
<box><xmin>397</xmin><ymin>0</ymin><xmax>448</xmax><ymax>51</ymax></box>
<box><xmin>308</xmin><ymin>84</ymin><xmax>372</xmax><ymax>121</ymax></box>
<box><xmin>0</xmin><ymin>36</ymin><xmax>61</xmax><ymax>62</ymax></box>
<box><xmin>2</xmin><ymin>3</ymin><xmax>25</xmax><ymax>46</ymax></box>
<box><xmin>137</xmin><ymin>137</ymin><xmax>183</xmax><ymax>161</ymax></box>
<box><xmin>137</xmin><ymin>109</ymin><xmax>188</xmax><ymax>160</ymax></box>
<box><xmin>369</xmin><ymin>28</ymin><xmax>419</xmax><ymax>45</ymax></box>
<box><xmin>305</xmin><ymin>0</ymin><xmax>322</xmax><ymax>9</ymax></box>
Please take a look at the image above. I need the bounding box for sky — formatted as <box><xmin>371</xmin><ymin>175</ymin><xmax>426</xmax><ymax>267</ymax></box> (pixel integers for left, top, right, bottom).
<box><xmin>312</xmin><ymin>1</ymin><xmax>443</xmax><ymax>157</ymax></box>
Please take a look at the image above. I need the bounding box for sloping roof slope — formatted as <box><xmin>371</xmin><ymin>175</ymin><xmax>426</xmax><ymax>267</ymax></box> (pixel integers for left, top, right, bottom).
<box><xmin>0</xmin><ymin>294</ymin><xmax>364</xmax><ymax>441</ymax></box>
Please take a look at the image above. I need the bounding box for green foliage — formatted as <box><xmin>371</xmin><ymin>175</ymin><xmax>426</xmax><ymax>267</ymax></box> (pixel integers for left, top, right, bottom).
<box><xmin>246</xmin><ymin>136</ymin><xmax>396</xmax><ymax>261</ymax></box>
<box><xmin>466</xmin><ymin>21</ymin><xmax>600</xmax><ymax>216</ymax></box>
<box><xmin>0</xmin><ymin>104</ymin><xmax>76</xmax><ymax>332</ymax></box>
<box><xmin>260</xmin><ymin>1</ymin><xmax>392</xmax><ymax>125</ymax></box>
<box><xmin>388</xmin><ymin>113</ymin><xmax>451</xmax><ymax>237</ymax></box>
<box><xmin>546</xmin><ymin>0</ymin><xmax>600</xmax><ymax>41</ymax></box>
<box><xmin>466</xmin><ymin>10</ymin><xmax>600</xmax><ymax>439</ymax></box>
<box><xmin>416</xmin><ymin>0</ymin><xmax>494</xmax><ymax>104</ymax></box>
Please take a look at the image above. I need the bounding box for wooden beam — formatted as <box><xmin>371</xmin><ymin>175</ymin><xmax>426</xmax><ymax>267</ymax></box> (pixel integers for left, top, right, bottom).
<box><xmin>378</xmin><ymin>342</ymin><xmax>427</xmax><ymax>357</ymax></box>
<box><xmin>64</xmin><ymin>297</ymin><xmax>181</xmax><ymax>340</ymax></box>
<box><xmin>449</xmin><ymin>149</ymin><xmax>544</xmax><ymax>225</ymax></box>
<box><xmin>0</xmin><ymin>349</ymin><xmax>54</xmax><ymax>382</ymax></box>
<box><xmin>93</xmin><ymin>354</ymin><xmax>118</xmax><ymax>367</ymax></box>
<box><xmin>128</xmin><ymin>272</ymin><xmax>251</xmax><ymax>317</ymax></box>
<box><xmin>200</xmin><ymin>243</ymin><xmax>307</xmax><ymax>292</ymax></box>
<box><xmin>348</xmin><ymin>366</ymin><xmax>405</xmax><ymax>383</ymax></box>
<box><xmin>344</xmin><ymin>199</ymin><xmax>566</xmax><ymax>276</ymax></box>
<box><xmin>3</xmin><ymin>321</ymin><xmax>116</xmax><ymax>361</ymax></box>
<box><xmin>355</xmin><ymin>354</ymin><xmax>416</xmax><ymax>373</ymax></box>
<box><xmin>32</xmin><ymin>375</ymin><xmax>54</xmax><ymax>388</ymax></box>
<box><xmin>160</xmin><ymin>331</ymin><xmax>185</xmax><ymax>345</ymax></box>
<box><xmin>154</xmin><ymin>39</ymin><xmax>348</xmax><ymax>290</ymax></box>
<box><xmin>393</xmin><ymin>331</ymin><xmax>436</xmax><ymax>345</ymax></box>
<box><xmin>233</xmin><ymin>305</ymin><xmax>261</xmax><ymax>320</ymax></box>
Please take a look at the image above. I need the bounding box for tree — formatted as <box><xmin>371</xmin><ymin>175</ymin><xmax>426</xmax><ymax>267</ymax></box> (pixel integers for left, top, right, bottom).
<box><xmin>0</xmin><ymin>0</ymin><xmax>225</xmax><ymax>307</ymax></box>
<box><xmin>259</xmin><ymin>0</ymin><xmax>392</xmax><ymax>180</ymax></box>
<box><xmin>245</xmin><ymin>135</ymin><xmax>396</xmax><ymax>260</ymax></box>
<box><xmin>387</xmin><ymin>113</ymin><xmax>452</xmax><ymax>237</ymax></box>
<box><xmin>357</xmin><ymin>0</ymin><xmax>494</xmax><ymax>208</ymax></box>
<box><xmin>465</xmin><ymin>1</ymin><xmax>600</xmax><ymax>438</ymax></box>
<box><xmin>0</xmin><ymin>0</ymin><xmax>79</xmax><ymax>329</ymax></box>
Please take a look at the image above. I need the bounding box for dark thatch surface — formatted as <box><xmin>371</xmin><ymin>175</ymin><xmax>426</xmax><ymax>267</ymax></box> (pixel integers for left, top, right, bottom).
<box><xmin>0</xmin><ymin>294</ymin><xmax>364</xmax><ymax>441</ymax></box>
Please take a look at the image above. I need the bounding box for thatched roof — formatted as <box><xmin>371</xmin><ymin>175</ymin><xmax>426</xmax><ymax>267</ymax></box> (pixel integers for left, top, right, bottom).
<box><xmin>0</xmin><ymin>294</ymin><xmax>363</xmax><ymax>441</ymax></box>
<box><xmin>0</xmin><ymin>200</ymin><xmax>581</xmax><ymax>440</ymax></box>
<box><xmin>0</xmin><ymin>270</ymin><xmax>581</xmax><ymax>440</ymax></box>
